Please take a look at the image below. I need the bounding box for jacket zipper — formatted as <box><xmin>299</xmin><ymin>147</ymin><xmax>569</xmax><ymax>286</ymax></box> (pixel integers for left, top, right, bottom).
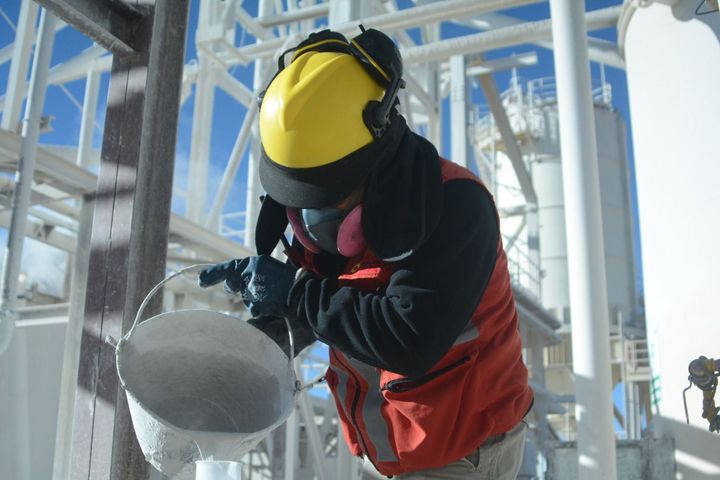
<box><xmin>381</xmin><ymin>355</ymin><xmax>471</xmax><ymax>393</ymax></box>
<box><xmin>331</xmin><ymin>349</ymin><xmax>382</xmax><ymax>472</ymax></box>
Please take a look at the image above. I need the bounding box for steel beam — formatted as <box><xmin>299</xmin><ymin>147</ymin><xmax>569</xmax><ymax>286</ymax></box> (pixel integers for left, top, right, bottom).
<box><xmin>449</xmin><ymin>55</ymin><xmax>470</xmax><ymax>169</ymax></box>
<box><xmin>69</xmin><ymin>1</ymin><xmax>190</xmax><ymax>479</ymax></box>
<box><xmin>478</xmin><ymin>73</ymin><xmax>538</xmax><ymax>204</ymax></box>
<box><xmin>1</xmin><ymin>0</ymin><xmax>38</xmax><ymax>131</ymax></box>
<box><xmin>0</xmin><ymin>9</ymin><xmax>57</xmax><ymax>361</ymax></box>
<box><xmin>34</xmin><ymin>0</ymin><xmax>145</xmax><ymax>56</ymax></box>
<box><xmin>461</xmin><ymin>11</ymin><xmax>625</xmax><ymax>68</ymax></box>
<box><xmin>228</xmin><ymin>0</ymin><xmax>542</xmax><ymax>64</ymax></box>
<box><xmin>258</xmin><ymin>3</ymin><xmax>329</xmax><ymax>28</ymax></box>
<box><xmin>402</xmin><ymin>6</ymin><xmax>621</xmax><ymax>65</ymax></box>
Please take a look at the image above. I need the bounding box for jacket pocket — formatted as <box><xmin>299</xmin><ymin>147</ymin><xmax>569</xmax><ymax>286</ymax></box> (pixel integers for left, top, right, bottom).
<box><xmin>380</xmin><ymin>355</ymin><xmax>471</xmax><ymax>393</ymax></box>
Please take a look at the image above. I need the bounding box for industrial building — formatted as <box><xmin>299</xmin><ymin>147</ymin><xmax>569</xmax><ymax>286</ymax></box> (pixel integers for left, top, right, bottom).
<box><xmin>0</xmin><ymin>0</ymin><xmax>718</xmax><ymax>479</ymax></box>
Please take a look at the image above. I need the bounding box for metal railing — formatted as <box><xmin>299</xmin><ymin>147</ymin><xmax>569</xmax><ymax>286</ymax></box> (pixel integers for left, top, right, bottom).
<box><xmin>473</xmin><ymin>75</ymin><xmax>613</xmax><ymax>149</ymax></box>
<box><xmin>624</xmin><ymin>338</ymin><xmax>651</xmax><ymax>378</ymax></box>
<box><xmin>527</xmin><ymin>76</ymin><xmax>613</xmax><ymax>106</ymax></box>
<box><xmin>505</xmin><ymin>237</ymin><xmax>541</xmax><ymax>300</ymax></box>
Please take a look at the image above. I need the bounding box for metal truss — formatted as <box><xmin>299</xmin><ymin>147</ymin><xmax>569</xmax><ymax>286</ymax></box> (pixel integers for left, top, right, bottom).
<box><xmin>0</xmin><ymin>1</ymin><xmax>628</xmax><ymax>479</ymax></box>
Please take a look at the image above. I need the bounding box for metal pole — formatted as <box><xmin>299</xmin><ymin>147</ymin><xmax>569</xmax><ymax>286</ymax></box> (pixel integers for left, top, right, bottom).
<box><xmin>244</xmin><ymin>0</ymin><xmax>273</xmax><ymax>248</ymax></box>
<box><xmin>1</xmin><ymin>0</ymin><xmax>38</xmax><ymax>131</ymax></box>
<box><xmin>53</xmin><ymin>69</ymin><xmax>100</xmax><ymax>480</ymax></box>
<box><xmin>187</xmin><ymin>54</ymin><xmax>214</xmax><ymax>222</ymax></box>
<box><xmin>549</xmin><ymin>1</ymin><xmax>617</xmax><ymax>478</ymax></box>
<box><xmin>449</xmin><ymin>54</ymin><xmax>469</xmax><ymax>169</ymax></box>
<box><xmin>0</xmin><ymin>9</ymin><xmax>57</xmax><ymax>355</ymax></box>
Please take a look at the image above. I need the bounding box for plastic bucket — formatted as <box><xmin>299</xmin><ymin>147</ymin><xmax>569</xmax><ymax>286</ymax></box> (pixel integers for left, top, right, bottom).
<box><xmin>114</xmin><ymin>266</ymin><xmax>299</xmax><ymax>479</ymax></box>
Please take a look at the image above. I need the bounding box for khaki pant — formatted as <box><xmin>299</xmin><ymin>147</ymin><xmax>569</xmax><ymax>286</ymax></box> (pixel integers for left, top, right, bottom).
<box><xmin>363</xmin><ymin>419</ymin><xmax>528</xmax><ymax>480</ymax></box>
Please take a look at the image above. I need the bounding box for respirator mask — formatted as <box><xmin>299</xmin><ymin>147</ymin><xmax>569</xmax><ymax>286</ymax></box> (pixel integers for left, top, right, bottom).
<box><xmin>286</xmin><ymin>205</ymin><xmax>366</xmax><ymax>257</ymax></box>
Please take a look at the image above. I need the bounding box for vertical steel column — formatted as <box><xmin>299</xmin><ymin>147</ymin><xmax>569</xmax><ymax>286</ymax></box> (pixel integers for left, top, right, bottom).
<box><xmin>0</xmin><ymin>9</ymin><xmax>57</xmax><ymax>355</ymax></box>
<box><xmin>449</xmin><ymin>54</ymin><xmax>469</xmax><ymax>168</ymax></box>
<box><xmin>244</xmin><ymin>0</ymin><xmax>274</xmax><ymax>248</ymax></box>
<box><xmin>53</xmin><ymin>69</ymin><xmax>100</xmax><ymax>480</ymax></box>
<box><xmin>1</xmin><ymin>0</ymin><xmax>38</xmax><ymax>131</ymax></box>
<box><xmin>69</xmin><ymin>1</ymin><xmax>190</xmax><ymax>478</ymax></box>
<box><xmin>187</xmin><ymin>55</ymin><xmax>214</xmax><ymax>222</ymax></box>
<box><xmin>424</xmin><ymin>24</ymin><xmax>442</xmax><ymax>150</ymax></box>
<box><xmin>549</xmin><ymin>1</ymin><xmax>617</xmax><ymax>478</ymax></box>
<box><xmin>187</xmin><ymin>0</ymin><xmax>217</xmax><ymax>223</ymax></box>
<box><xmin>284</xmin><ymin>398</ymin><xmax>299</xmax><ymax>480</ymax></box>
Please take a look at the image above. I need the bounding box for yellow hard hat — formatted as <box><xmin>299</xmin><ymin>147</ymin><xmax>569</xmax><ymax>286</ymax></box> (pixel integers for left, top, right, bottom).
<box><xmin>258</xmin><ymin>28</ymin><xmax>405</xmax><ymax>208</ymax></box>
<box><xmin>260</xmin><ymin>50</ymin><xmax>383</xmax><ymax>171</ymax></box>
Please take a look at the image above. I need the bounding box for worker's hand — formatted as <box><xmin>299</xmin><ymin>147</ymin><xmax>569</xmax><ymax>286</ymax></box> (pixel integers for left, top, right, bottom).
<box><xmin>199</xmin><ymin>255</ymin><xmax>297</xmax><ymax>318</ymax></box>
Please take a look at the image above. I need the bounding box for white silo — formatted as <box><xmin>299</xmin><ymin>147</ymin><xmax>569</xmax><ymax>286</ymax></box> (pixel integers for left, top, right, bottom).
<box><xmin>620</xmin><ymin>0</ymin><xmax>720</xmax><ymax>477</ymax></box>
<box><xmin>522</xmin><ymin>78</ymin><xmax>638</xmax><ymax>333</ymax></box>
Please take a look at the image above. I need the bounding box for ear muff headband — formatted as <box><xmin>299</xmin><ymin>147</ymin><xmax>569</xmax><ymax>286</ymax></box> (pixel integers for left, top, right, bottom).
<box><xmin>349</xmin><ymin>39</ymin><xmax>390</xmax><ymax>83</ymax></box>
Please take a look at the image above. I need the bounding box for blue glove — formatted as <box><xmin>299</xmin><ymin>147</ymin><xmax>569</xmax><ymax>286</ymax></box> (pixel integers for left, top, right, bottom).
<box><xmin>199</xmin><ymin>255</ymin><xmax>297</xmax><ymax>318</ymax></box>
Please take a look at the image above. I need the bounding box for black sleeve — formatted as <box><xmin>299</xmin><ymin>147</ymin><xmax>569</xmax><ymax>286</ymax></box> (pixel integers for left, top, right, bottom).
<box><xmin>288</xmin><ymin>179</ymin><xmax>500</xmax><ymax>377</ymax></box>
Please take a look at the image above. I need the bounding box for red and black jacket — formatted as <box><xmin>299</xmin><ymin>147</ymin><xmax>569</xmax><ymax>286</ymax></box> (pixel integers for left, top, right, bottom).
<box><xmin>284</xmin><ymin>158</ymin><xmax>533</xmax><ymax>475</ymax></box>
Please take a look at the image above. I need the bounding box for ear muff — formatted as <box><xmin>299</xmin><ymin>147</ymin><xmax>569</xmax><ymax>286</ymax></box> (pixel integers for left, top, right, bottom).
<box><xmin>286</xmin><ymin>206</ymin><xmax>367</xmax><ymax>258</ymax></box>
<box><xmin>349</xmin><ymin>26</ymin><xmax>406</xmax><ymax>139</ymax></box>
<box><xmin>260</xmin><ymin>26</ymin><xmax>405</xmax><ymax>140</ymax></box>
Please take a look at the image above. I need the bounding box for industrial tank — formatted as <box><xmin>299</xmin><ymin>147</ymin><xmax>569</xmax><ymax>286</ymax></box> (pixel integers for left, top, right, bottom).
<box><xmin>520</xmin><ymin>77</ymin><xmax>638</xmax><ymax>333</ymax></box>
<box><xmin>620</xmin><ymin>0</ymin><xmax>720</xmax><ymax>477</ymax></box>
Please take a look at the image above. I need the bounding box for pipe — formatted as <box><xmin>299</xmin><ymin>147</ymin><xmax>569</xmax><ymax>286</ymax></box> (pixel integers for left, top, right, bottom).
<box><xmin>449</xmin><ymin>55</ymin><xmax>469</xmax><ymax>169</ymax></box>
<box><xmin>0</xmin><ymin>9</ymin><xmax>58</xmax><ymax>355</ymax></box>
<box><xmin>402</xmin><ymin>6</ymin><xmax>621</xmax><ymax>65</ymax></box>
<box><xmin>258</xmin><ymin>3</ymin><xmax>329</xmax><ymax>28</ymax></box>
<box><xmin>548</xmin><ymin>1</ymin><xmax>617</xmax><ymax>478</ymax></box>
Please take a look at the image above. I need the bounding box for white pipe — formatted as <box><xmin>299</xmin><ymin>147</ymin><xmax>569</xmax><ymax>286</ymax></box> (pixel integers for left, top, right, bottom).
<box><xmin>1</xmin><ymin>0</ymin><xmax>38</xmax><ymax>131</ymax></box>
<box><xmin>449</xmin><ymin>55</ymin><xmax>469</xmax><ymax>169</ymax></box>
<box><xmin>187</xmin><ymin>55</ymin><xmax>215</xmax><ymax>222</ymax></box>
<box><xmin>460</xmin><ymin>11</ymin><xmax>624</xmax><ymax>68</ymax></box>
<box><xmin>549</xmin><ymin>1</ymin><xmax>617</xmax><ymax>478</ymax></box>
<box><xmin>0</xmin><ymin>9</ymin><xmax>57</xmax><ymax>356</ymax></box>
<box><xmin>259</xmin><ymin>3</ymin><xmax>329</xmax><ymax>28</ymax></box>
<box><xmin>298</xmin><ymin>388</ymin><xmax>327</xmax><ymax>480</ymax></box>
<box><xmin>283</xmin><ymin>408</ymin><xmax>298</xmax><ymax>480</ymax></box>
<box><xmin>76</xmin><ymin>70</ymin><xmax>100</xmax><ymax>167</ymax></box>
<box><xmin>243</xmin><ymin>0</ymin><xmax>276</xmax><ymax>249</ymax></box>
<box><xmin>402</xmin><ymin>6</ymin><xmax>621</xmax><ymax>65</ymax></box>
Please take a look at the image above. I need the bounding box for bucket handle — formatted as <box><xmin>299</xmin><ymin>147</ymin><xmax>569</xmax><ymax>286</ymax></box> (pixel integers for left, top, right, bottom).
<box><xmin>123</xmin><ymin>263</ymin><xmax>297</xmax><ymax>365</ymax></box>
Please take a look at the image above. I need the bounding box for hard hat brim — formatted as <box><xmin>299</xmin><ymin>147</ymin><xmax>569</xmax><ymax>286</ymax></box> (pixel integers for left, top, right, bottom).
<box><xmin>259</xmin><ymin>118</ymin><xmax>404</xmax><ymax>209</ymax></box>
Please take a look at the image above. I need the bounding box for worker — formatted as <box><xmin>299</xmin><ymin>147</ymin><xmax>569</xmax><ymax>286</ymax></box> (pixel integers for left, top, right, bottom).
<box><xmin>199</xmin><ymin>27</ymin><xmax>533</xmax><ymax>479</ymax></box>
